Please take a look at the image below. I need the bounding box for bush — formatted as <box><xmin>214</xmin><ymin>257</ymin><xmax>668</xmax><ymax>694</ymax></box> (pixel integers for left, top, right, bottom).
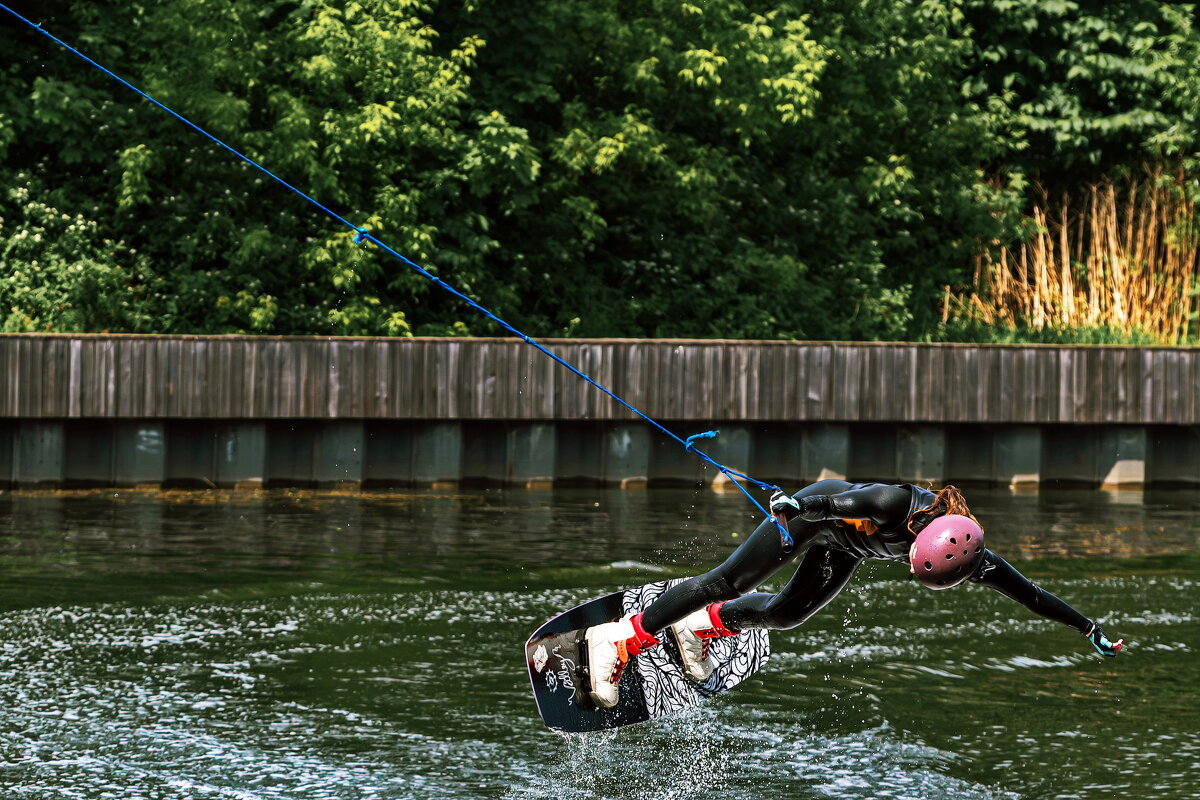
<box><xmin>0</xmin><ymin>1</ymin><xmax>1197</xmax><ymax>341</ymax></box>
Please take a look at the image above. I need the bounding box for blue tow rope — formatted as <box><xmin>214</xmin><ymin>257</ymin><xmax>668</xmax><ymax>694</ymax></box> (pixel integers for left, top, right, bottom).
<box><xmin>0</xmin><ymin>3</ymin><xmax>793</xmax><ymax>548</ymax></box>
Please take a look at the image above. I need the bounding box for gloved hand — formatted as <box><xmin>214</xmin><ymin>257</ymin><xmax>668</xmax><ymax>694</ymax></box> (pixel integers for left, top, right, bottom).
<box><xmin>769</xmin><ymin>490</ymin><xmax>801</xmax><ymax>521</ymax></box>
<box><xmin>1084</xmin><ymin>622</ymin><xmax>1123</xmax><ymax>657</ymax></box>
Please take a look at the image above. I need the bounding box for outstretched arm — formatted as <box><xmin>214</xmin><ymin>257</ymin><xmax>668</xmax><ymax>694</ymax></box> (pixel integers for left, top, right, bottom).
<box><xmin>969</xmin><ymin>550</ymin><xmax>1123</xmax><ymax>657</ymax></box>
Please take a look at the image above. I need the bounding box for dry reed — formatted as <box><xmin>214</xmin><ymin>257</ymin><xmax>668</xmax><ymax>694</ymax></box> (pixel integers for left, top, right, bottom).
<box><xmin>948</xmin><ymin>165</ymin><xmax>1200</xmax><ymax>344</ymax></box>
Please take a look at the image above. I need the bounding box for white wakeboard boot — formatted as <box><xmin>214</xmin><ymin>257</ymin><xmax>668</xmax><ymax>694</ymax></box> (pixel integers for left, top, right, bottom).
<box><xmin>669</xmin><ymin>601</ymin><xmax>740</xmax><ymax>682</ymax></box>
<box><xmin>584</xmin><ymin>612</ymin><xmax>659</xmax><ymax>708</ymax></box>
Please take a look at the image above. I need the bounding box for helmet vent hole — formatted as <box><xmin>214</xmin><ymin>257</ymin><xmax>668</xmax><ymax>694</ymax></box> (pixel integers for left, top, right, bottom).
<box><xmin>955</xmin><ymin>565</ymin><xmax>962</xmax><ymax>573</ymax></box>
<box><xmin>949</xmin><ymin>537</ymin><xmax>957</xmax><ymax>545</ymax></box>
<box><xmin>945</xmin><ymin>553</ymin><xmax>954</xmax><ymax>559</ymax></box>
<box><xmin>974</xmin><ymin>546</ymin><xmax>982</xmax><ymax>553</ymax></box>
<box><xmin>935</xmin><ymin>579</ymin><xmax>945</xmax><ymax>586</ymax></box>
<box><xmin>924</xmin><ymin>560</ymin><xmax>933</xmax><ymax>570</ymax></box>
<box><xmin>965</xmin><ymin>532</ymin><xmax>972</xmax><ymax>541</ymax></box>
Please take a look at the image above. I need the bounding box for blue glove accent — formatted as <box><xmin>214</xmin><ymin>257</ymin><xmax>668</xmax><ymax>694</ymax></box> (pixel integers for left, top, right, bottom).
<box><xmin>1085</xmin><ymin>623</ymin><xmax>1123</xmax><ymax>657</ymax></box>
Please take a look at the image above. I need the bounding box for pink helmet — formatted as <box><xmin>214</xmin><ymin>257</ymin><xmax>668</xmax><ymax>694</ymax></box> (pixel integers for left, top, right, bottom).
<box><xmin>908</xmin><ymin>514</ymin><xmax>985</xmax><ymax>590</ymax></box>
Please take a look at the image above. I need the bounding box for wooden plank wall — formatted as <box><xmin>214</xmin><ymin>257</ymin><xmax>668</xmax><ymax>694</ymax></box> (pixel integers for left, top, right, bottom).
<box><xmin>0</xmin><ymin>335</ymin><xmax>1197</xmax><ymax>423</ymax></box>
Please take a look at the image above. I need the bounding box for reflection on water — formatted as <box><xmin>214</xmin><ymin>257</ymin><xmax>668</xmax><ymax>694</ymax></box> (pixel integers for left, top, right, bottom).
<box><xmin>0</xmin><ymin>487</ymin><xmax>1197</xmax><ymax>799</ymax></box>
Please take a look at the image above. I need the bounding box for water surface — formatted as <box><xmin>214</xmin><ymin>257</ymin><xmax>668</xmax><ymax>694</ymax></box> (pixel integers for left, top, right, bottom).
<box><xmin>0</xmin><ymin>488</ymin><xmax>1196</xmax><ymax>799</ymax></box>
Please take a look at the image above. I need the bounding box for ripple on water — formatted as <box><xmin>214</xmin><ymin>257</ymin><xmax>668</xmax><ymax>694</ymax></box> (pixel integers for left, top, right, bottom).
<box><xmin>497</xmin><ymin>711</ymin><xmax>1018</xmax><ymax>800</ymax></box>
<box><xmin>1</xmin><ymin>561</ymin><xmax>1196</xmax><ymax>799</ymax></box>
<box><xmin>0</xmin><ymin>591</ymin><xmax>1019</xmax><ymax>800</ymax></box>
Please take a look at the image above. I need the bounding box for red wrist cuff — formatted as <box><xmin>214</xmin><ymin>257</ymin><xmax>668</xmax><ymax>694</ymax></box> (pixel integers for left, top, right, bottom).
<box><xmin>703</xmin><ymin>602</ymin><xmax>739</xmax><ymax>638</ymax></box>
<box><xmin>628</xmin><ymin>612</ymin><xmax>660</xmax><ymax>655</ymax></box>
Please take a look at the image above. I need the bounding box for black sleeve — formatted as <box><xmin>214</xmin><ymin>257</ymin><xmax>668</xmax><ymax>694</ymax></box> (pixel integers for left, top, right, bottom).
<box><xmin>968</xmin><ymin>550</ymin><xmax>1092</xmax><ymax>633</ymax></box>
<box><xmin>797</xmin><ymin>484</ymin><xmax>912</xmax><ymax>529</ymax></box>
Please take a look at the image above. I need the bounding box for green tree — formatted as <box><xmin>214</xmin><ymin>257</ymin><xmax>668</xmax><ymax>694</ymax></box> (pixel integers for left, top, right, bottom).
<box><xmin>1</xmin><ymin>1</ymin><xmax>1198</xmax><ymax>341</ymax></box>
<box><xmin>450</xmin><ymin>0</ymin><xmax>1014</xmax><ymax>338</ymax></box>
<box><xmin>2</xmin><ymin>0</ymin><xmax>510</xmax><ymax>335</ymax></box>
<box><xmin>0</xmin><ymin>172</ymin><xmax>155</xmax><ymax>332</ymax></box>
<box><xmin>961</xmin><ymin>0</ymin><xmax>1200</xmax><ymax>176</ymax></box>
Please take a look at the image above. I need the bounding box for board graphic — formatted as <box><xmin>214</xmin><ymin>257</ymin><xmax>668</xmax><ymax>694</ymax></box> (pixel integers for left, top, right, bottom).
<box><xmin>525</xmin><ymin>578</ymin><xmax>770</xmax><ymax>732</ymax></box>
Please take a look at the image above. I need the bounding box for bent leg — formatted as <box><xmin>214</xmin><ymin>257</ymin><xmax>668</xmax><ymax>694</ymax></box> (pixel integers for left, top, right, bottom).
<box><xmin>640</xmin><ymin>513</ymin><xmax>811</xmax><ymax>633</ymax></box>
<box><xmin>720</xmin><ymin>546</ymin><xmax>862</xmax><ymax>631</ymax></box>
<box><xmin>637</xmin><ymin>479</ymin><xmax>855</xmax><ymax>634</ymax></box>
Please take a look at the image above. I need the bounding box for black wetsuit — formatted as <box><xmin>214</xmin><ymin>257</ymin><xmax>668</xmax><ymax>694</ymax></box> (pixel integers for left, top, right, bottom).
<box><xmin>639</xmin><ymin>480</ymin><xmax>1093</xmax><ymax>635</ymax></box>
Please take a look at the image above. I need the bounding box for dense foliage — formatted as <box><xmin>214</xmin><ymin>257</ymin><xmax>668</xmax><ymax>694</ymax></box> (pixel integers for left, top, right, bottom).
<box><xmin>0</xmin><ymin>1</ymin><xmax>1197</xmax><ymax>339</ymax></box>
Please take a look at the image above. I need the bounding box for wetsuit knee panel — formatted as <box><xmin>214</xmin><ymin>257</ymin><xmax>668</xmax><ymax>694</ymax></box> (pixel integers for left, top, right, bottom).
<box><xmin>698</xmin><ymin>558</ymin><xmax>763</xmax><ymax>596</ymax></box>
<box><xmin>696</xmin><ymin>572</ymin><xmax>740</xmax><ymax>603</ymax></box>
<box><xmin>639</xmin><ymin>572</ymin><xmax>740</xmax><ymax>633</ymax></box>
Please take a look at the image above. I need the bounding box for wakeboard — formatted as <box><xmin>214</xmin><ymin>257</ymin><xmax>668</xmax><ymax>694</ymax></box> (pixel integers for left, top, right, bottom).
<box><xmin>525</xmin><ymin>577</ymin><xmax>770</xmax><ymax>732</ymax></box>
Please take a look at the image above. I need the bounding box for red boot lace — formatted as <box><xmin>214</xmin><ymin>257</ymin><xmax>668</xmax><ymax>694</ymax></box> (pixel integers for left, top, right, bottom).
<box><xmin>609</xmin><ymin>641</ymin><xmax>631</xmax><ymax>684</ymax></box>
<box><xmin>694</xmin><ymin>602</ymin><xmax>739</xmax><ymax>663</ymax></box>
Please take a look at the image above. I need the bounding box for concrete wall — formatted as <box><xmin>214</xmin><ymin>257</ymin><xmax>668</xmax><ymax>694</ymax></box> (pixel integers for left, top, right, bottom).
<box><xmin>1</xmin><ymin>418</ymin><xmax>1191</xmax><ymax>490</ymax></box>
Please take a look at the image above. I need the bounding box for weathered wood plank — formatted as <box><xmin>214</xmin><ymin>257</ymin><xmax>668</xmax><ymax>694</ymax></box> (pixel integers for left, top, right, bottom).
<box><xmin>2</xmin><ymin>335</ymin><xmax>1199</xmax><ymax>424</ymax></box>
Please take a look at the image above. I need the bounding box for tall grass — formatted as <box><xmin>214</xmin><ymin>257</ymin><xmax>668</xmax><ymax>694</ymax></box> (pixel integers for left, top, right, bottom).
<box><xmin>948</xmin><ymin>165</ymin><xmax>1200</xmax><ymax>344</ymax></box>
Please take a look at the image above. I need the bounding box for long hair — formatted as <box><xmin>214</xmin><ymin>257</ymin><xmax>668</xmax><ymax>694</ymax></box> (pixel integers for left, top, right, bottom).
<box><xmin>906</xmin><ymin>484</ymin><xmax>980</xmax><ymax>535</ymax></box>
